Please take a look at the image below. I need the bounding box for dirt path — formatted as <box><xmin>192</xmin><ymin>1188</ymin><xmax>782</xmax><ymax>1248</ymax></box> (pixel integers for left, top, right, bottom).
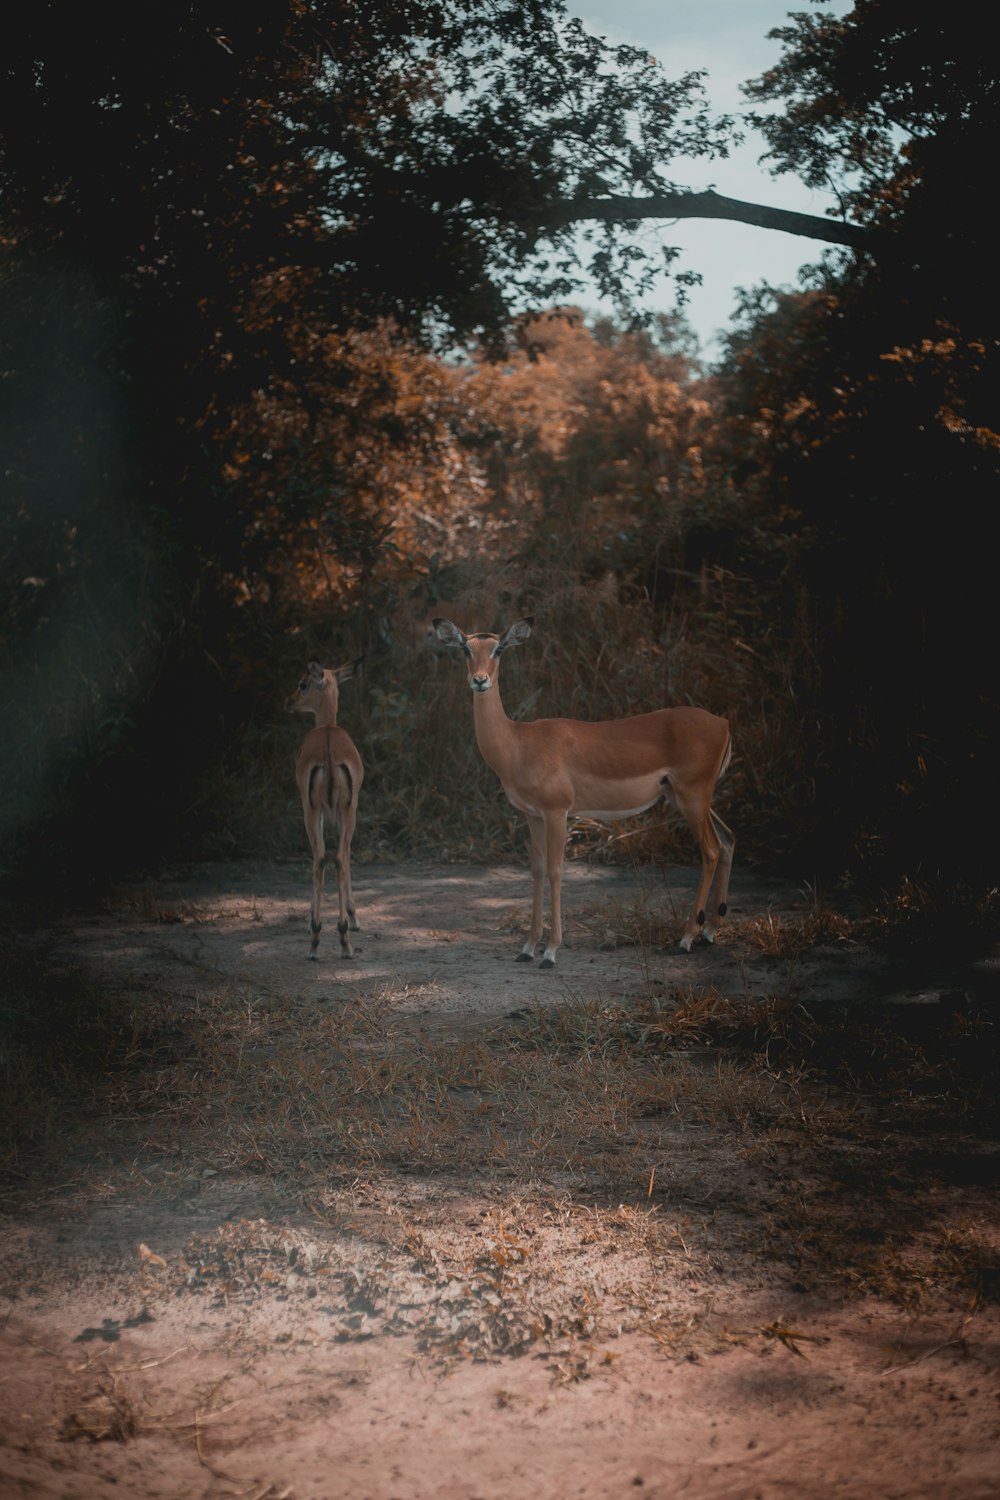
<box><xmin>39</xmin><ymin>858</ymin><xmax>905</xmax><ymax>1022</ymax></box>
<box><xmin>1</xmin><ymin>860</ymin><xmax>997</xmax><ymax>1499</ymax></box>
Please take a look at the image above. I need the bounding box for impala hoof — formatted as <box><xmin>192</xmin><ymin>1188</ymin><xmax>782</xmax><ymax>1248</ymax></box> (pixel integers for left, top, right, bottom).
<box><xmin>678</xmin><ymin>936</ymin><xmax>693</xmax><ymax>953</ymax></box>
<box><xmin>515</xmin><ymin>951</ymin><xmax>534</xmax><ymax>963</ymax></box>
<box><xmin>539</xmin><ymin>957</ymin><xmax>555</xmax><ymax>969</ymax></box>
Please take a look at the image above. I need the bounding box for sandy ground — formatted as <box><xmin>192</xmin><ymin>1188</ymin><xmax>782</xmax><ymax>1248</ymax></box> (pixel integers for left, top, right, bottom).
<box><xmin>1</xmin><ymin>859</ymin><xmax>998</xmax><ymax>1499</ymax></box>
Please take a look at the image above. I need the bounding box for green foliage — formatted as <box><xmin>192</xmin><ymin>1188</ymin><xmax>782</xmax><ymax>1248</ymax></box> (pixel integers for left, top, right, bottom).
<box><xmin>0</xmin><ymin>3</ymin><xmax>736</xmax><ymax>887</ymax></box>
<box><xmin>1</xmin><ymin>1</ymin><xmax>733</xmax><ymax>348</ymax></box>
<box><xmin>2</xmin><ymin>1</ymin><xmax>996</xmax><ymax>908</ymax></box>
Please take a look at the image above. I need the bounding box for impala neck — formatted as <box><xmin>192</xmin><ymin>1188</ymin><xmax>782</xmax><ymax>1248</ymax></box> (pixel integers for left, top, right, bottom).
<box><xmin>314</xmin><ymin>692</ymin><xmax>339</xmax><ymax>729</ymax></box>
<box><xmin>471</xmin><ymin>676</ymin><xmax>517</xmax><ymax>774</ymax></box>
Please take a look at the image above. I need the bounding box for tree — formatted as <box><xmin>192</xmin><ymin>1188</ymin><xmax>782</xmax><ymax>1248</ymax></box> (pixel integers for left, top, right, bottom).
<box><xmin>703</xmin><ymin>1</ymin><xmax>1000</xmax><ymax>893</ymax></box>
<box><xmin>1</xmin><ymin>2</ymin><xmax>866</xmax><ymax>352</ymax></box>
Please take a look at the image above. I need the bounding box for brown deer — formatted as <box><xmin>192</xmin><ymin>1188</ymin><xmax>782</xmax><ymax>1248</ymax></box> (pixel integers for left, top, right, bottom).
<box><xmin>284</xmin><ymin>659</ymin><xmax>364</xmax><ymax>959</ymax></box>
<box><xmin>434</xmin><ymin>618</ymin><xmax>734</xmax><ymax>967</ymax></box>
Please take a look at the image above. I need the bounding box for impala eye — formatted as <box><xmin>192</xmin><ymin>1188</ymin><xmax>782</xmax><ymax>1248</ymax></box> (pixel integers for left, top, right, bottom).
<box><xmin>299</xmin><ymin>679</ymin><xmax>308</xmax><ymax>692</ymax></box>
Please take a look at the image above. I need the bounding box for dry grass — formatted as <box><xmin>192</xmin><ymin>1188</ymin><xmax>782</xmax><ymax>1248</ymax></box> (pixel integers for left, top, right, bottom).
<box><xmin>570</xmin><ymin>879</ymin><xmax>855</xmax><ymax>961</ymax></box>
<box><xmin>2</xmin><ymin>911</ymin><xmax>997</xmax><ymax>1327</ymax></box>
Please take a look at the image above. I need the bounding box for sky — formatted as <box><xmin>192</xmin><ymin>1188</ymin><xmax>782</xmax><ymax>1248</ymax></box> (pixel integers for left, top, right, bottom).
<box><xmin>571</xmin><ymin>0</ymin><xmax>852</xmax><ymax>360</ymax></box>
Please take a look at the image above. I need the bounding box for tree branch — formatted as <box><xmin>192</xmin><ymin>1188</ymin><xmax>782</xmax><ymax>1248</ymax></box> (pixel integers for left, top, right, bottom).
<box><xmin>548</xmin><ymin>189</ymin><xmax>869</xmax><ymax>250</ymax></box>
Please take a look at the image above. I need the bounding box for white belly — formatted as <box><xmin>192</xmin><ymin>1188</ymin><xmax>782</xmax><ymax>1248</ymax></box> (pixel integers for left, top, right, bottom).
<box><xmin>505</xmin><ymin>778</ymin><xmax>668</xmax><ymax>821</ymax></box>
<box><xmin>577</xmin><ymin>797</ymin><xmax>662</xmax><ymax>820</ymax></box>
<box><xmin>574</xmin><ymin>769</ymin><xmax>669</xmax><ymax>820</ymax></box>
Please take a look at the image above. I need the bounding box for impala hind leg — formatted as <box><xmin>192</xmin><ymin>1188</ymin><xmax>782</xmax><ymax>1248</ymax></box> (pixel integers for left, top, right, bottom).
<box><xmin>673</xmin><ymin>789</ymin><xmax>724</xmax><ymax>952</ymax></box>
<box><xmin>700</xmin><ymin>810</ymin><xmax>735</xmax><ymax>944</ymax></box>
<box><xmin>517</xmin><ymin>813</ymin><xmax>547</xmax><ymax>962</ymax></box>
<box><xmin>306</xmin><ymin>805</ymin><xmax>326</xmax><ymax>960</ymax></box>
<box><xmin>334</xmin><ymin>788</ymin><xmax>359</xmax><ymax>958</ymax></box>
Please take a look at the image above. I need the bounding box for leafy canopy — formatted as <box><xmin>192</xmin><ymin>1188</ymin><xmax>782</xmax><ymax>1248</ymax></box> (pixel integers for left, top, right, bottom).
<box><xmin>1</xmin><ymin>0</ymin><xmax>736</xmax><ymax>344</ymax></box>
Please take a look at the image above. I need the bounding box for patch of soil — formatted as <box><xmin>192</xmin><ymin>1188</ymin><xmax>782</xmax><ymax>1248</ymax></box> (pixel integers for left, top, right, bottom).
<box><xmin>1</xmin><ymin>859</ymin><xmax>998</xmax><ymax>1499</ymax></box>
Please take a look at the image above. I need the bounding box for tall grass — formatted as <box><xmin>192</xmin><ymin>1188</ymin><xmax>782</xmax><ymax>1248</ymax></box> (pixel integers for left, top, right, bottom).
<box><xmin>200</xmin><ymin>556</ymin><xmax>816</xmax><ymax>872</ymax></box>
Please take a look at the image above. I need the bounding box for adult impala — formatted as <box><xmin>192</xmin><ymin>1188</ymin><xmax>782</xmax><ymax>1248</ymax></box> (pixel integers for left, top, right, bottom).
<box><xmin>434</xmin><ymin>617</ymin><xmax>734</xmax><ymax>967</ymax></box>
<box><xmin>284</xmin><ymin>659</ymin><xmax>364</xmax><ymax>959</ymax></box>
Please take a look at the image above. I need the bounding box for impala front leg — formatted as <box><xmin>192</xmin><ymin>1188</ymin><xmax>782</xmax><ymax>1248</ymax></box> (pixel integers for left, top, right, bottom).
<box><xmin>539</xmin><ymin>807</ymin><xmax>569</xmax><ymax>969</ymax></box>
<box><xmin>518</xmin><ymin>811</ymin><xmax>547</xmax><ymax>962</ymax></box>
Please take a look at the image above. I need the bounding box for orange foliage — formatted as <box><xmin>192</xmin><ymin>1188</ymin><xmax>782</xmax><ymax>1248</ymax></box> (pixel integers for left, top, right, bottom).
<box><xmin>218</xmin><ymin>306</ymin><xmax>716</xmax><ymax>638</ymax></box>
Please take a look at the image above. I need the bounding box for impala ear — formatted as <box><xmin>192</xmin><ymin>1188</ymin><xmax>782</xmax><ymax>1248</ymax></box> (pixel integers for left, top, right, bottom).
<box><xmin>433</xmin><ymin>618</ymin><xmax>466</xmax><ymax>647</ymax></box>
<box><xmin>334</xmin><ymin>657</ymin><xmax>362</xmax><ymax>685</ymax></box>
<box><xmin>307</xmin><ymin>660</ymin><xmax>325</xmax><ymax>683</ymax></box>
<box><xmin>495</xmin><ymin>617</ymin><xmax>533</xmax><ymax>654</ymax></box>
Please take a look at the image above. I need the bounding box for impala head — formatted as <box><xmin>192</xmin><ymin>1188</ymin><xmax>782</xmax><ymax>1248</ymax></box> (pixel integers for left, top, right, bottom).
<box><xmin>433</xmin><ymin>617</ymin><xmax>534</xmax><ymax>693</ymax></box>
<box><xmin>284</xmin><ymin>658</ymin><xmax>361</xmax><ymax>720</ymax></box>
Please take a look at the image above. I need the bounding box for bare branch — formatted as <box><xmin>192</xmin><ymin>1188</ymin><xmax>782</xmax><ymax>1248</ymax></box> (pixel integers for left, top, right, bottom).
<box><xmin>547</xmin><ymin>189</ymin><xmax>869</xmax><ymax>250</ymax></box>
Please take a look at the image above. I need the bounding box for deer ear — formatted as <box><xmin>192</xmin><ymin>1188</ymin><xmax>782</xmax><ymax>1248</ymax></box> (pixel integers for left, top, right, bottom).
<box><xmin>334</xmin><ymin>658</ymin><xmax>360</xmax><ymax>685</ymax></box>
<box><xmin>495</xmin><ymin>618</ymin><xmax>533</xmax><ymax>653</ymax></box>
<box><xmin>433</xmin><ymin>618</ymin><xmax>466</xmax><ymax>646</ymax></box>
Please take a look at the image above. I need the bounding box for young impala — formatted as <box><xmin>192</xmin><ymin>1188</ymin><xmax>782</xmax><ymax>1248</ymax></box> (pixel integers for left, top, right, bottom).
<box><xmin>284</xmin><ymin>659</ymin><xmax>364</xmax><ymax>959</ymax></box>
<box><xmin>434</xmin><ymin>617</ymin><xmax>734</xmax><ymax>967</ymax></box>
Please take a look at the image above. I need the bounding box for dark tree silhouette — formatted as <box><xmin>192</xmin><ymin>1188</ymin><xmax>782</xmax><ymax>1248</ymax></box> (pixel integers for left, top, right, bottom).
<box><xmin>702</xmin><ymin>0</ymin><xmax>1000</xmax><ymax>894</ymax></box>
